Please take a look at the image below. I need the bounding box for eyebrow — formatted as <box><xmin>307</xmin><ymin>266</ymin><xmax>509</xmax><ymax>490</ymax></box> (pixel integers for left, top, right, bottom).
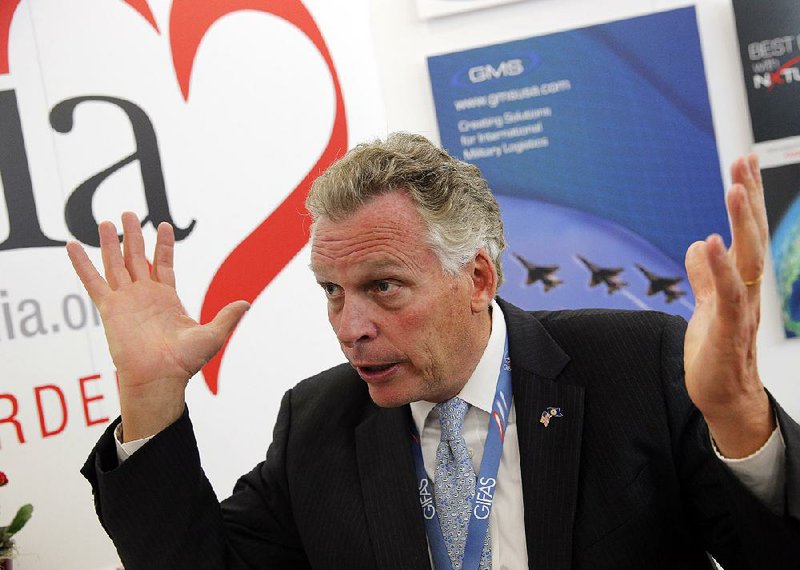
<box><xmin>309</xmin><ymin>258</ymin><xmax>407</xmax><ymax>278</ymax></box>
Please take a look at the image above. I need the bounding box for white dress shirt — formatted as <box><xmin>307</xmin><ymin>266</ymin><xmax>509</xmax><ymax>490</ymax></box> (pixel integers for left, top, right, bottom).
<box><xmin>118</xmin><ymin>301</ymin><xmax>785</xmax><ymax>567</ymax></box>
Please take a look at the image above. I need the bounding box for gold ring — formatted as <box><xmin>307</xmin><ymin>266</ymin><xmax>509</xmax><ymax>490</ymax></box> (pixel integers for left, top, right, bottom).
<box><xmin>743</xmin><ymin>274</ymin><xmax>763</xmax><ymax>286</ymax></box>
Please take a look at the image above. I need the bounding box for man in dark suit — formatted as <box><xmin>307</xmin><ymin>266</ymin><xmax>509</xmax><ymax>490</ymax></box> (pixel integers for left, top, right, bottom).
<box><xmin>70</xmin><ymin>134</ymin><xmax>799</xmax><ymax>568</ymax></box>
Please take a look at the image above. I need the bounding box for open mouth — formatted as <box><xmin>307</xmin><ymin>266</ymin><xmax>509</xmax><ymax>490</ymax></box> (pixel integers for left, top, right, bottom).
<box><xmin>355</xmin><ymin>362</ymin><xmax>401</xmax><ymax>381</ymax></box>
<box><xmin>361</xmin><ymin>364</ymin><xmax>395</xmax><ymax>373</ymax></box>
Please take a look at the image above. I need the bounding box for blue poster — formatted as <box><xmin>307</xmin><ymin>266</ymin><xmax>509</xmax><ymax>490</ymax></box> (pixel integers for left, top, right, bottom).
<box><xmin>428</xmin><ymin>7</ymin><xmax>730</xmax><ymax>319</ymax></box>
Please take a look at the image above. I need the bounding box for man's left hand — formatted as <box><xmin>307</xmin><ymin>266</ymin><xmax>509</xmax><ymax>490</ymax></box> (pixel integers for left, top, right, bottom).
<box><xmin>684</xmin><ymin>154</ymin><xmax>775</xmax><ymax>459</ymax></box>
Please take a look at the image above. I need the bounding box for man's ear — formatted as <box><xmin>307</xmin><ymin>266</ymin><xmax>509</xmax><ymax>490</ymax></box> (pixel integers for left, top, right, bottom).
<box><xmin>470</xmin><ymin>249</ymin><xmax>498</xmax><ymax>313</ymax></box>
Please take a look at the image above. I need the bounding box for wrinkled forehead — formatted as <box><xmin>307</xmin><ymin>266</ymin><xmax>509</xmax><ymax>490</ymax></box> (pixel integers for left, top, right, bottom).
<box><xmin>308</xmin><ymin>192</ymin><xmax>438</xmax><ymax>276</ymax></box>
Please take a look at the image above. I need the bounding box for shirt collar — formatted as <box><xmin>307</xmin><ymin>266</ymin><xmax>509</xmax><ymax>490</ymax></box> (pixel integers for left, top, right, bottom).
<box><xmin>410</xmin><ymin>299</ymin><xmax>507</xmax><ymax>434</ymax></box>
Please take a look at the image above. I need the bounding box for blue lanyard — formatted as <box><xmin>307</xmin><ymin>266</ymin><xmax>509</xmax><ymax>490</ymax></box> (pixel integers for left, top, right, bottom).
<box><xmin>410</xmin><ymin>338</ymin><xmax>513</xmax><ymax>570</ymax></box>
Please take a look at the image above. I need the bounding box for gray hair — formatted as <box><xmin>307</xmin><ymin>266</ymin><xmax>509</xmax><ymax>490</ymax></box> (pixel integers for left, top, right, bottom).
<box><xmin>306</xmin><ymin>133</ymin><xmax>506</xmax><ymax>284</ymax></box>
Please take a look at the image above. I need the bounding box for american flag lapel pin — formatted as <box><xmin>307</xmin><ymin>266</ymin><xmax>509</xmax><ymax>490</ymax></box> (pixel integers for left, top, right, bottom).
<box><xmin>539</xmin><ymin>406</ymin><xmax>563</xmax><ymax>427</ymax></box>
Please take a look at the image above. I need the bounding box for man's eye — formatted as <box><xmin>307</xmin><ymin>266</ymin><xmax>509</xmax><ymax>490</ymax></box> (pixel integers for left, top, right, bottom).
<box><xmin>375</xmin><ymin>280</ymin><xmax>397</xmax><ymax>293</ymax></box>
<box><xmin>322</xmin><ymin>283</ymin><xmax>341</xmax><ymax>297</ymax></box>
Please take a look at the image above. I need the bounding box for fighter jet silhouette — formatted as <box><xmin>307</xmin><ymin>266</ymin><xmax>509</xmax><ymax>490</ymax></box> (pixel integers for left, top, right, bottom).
<box><xmin>635</xmin><ymin>264</ymin><xmax>686</xmax><ymax>303</ymax></box>
<box><xmin>512</xmin><ymin>253</ymin><xmax>563</xmax><ymax>292</ymax></box>
<box><xmin>575</xmin><ymin>255</ymin><xmax>627</xmax><ymax>293</ymax></box>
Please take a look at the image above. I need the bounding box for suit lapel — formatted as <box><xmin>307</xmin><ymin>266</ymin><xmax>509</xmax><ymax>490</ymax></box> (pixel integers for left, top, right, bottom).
<box><xmin>356</xmin><ymin>405</ymin><xmax>431</xmax><ymax>570</ymax></box>
<box><xmin>500</xmin><ymin>299</ymin><xmax>585</xmax><ymax>570</ymax></box>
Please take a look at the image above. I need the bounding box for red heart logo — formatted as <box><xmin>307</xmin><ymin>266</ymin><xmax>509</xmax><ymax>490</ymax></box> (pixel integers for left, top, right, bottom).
<box><xmin>0</xmin><ymin>0</ymin><xmax>21</xmax><ymax>75</ymax></box>
<box><xmin>2</xmin><ymin>0</ymin><xmax>348</xmax><ymax>396</ymax></box>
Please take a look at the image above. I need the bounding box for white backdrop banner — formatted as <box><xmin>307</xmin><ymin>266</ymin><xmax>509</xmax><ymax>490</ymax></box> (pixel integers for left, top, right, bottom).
<box><xmin>0</xmin><ymin>0</ymin><xmax>384</xmax><ymax>568</ymax></box>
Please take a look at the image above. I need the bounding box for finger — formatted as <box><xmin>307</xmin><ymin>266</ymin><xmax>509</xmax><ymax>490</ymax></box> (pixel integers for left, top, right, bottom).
<box><xmin>727</xmin><ymin>184</ymin><xmax>764</xmax><ymax>288</ymax></box>
<box><xmin>99</xmin><ymin>221</ymin><xmax>132</xmax><ymax>289</ymax></box>
<box><xmin>121</xmin><ymin>212</ymin><xmax>151</xmax><ymax>281</ymax></box>
<box><xmin>66</xmin><ymin>241</ymin><xmax>110</xmax><ymax>304</ymax></box>
<box><xmin>746</xmin><ymin>153</ymin><xmax>769</xmax><ymax>243</ymax></box>
<box><xmin>731</xmin><ymin>156</ymin><xmax>749</xmax><ymax>188</ymax></box>
<box><xmin>705</xmin><ymin>234</ymin><xmax>747</xmax><ymax>320</ymax></box>
<box><xmin>731</xmin><ymin>153</ymin><xmax>769</xmax><ymax>244</ymax></box>
<box><xmin>747</xmin><ymin>153</ymin><xmax>763</xmax><ymax>186</ymax></box>
<box><xmin>205</xmin><ymin>300</ymin><xmax>251</xmax><ymax>346</ymax></box>
<box><xmin>685</xmin><ymin>240</ymin><xmax>714</xmax><ymax>303</ymax></box>
<box><xmin>152</xmin><ymin>222</ymin><xmax>176</xmax><ymax>288</ymax></box>
<box><xmin>732</xmin><ymin>155</ymin><xmax>768</xmax><ymax>243</ymax></box>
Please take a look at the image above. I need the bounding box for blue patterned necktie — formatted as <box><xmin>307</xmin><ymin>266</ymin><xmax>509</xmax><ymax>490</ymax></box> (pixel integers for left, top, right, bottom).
<box><xmin>433</xmin><ymin>397</ymin><xmax>492</xmax><ymax>570</ymax></box>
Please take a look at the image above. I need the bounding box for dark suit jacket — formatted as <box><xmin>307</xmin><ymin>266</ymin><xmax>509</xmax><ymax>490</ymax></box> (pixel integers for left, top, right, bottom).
<box><xmin>83</xmin><ymin>300</ymin><xmax>800</xmax><ymax>569</ymax></box>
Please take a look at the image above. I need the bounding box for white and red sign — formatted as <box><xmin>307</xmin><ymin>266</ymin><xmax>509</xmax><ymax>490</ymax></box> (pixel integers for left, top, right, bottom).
<box><xmin>0</xmin><ymin>1</ymin><xmax>384</xmax><ymax>568</ymax></box>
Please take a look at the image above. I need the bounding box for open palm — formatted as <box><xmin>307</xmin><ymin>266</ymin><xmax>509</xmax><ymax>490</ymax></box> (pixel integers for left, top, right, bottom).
<box><xmin>67</xmin><ymin>212</ymin><xmax>249</xmax><ymax>440</ymax></box>
<box><xmin>683</xmin><ymin>155</ymin><xmax>772</xmax><ymax>458</ymax></box>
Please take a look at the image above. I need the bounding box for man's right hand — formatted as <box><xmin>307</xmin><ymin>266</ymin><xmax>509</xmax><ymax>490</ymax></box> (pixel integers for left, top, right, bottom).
<box><xmin>67</xmin><ymin>212</ymin><xmax>250</xmax><ymax>442</ymax></box>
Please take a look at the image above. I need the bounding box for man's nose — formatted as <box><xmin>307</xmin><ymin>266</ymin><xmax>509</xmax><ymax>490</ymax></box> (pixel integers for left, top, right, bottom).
<box><xmin>335</xmin><ymin>298</ymin><xmax>378</xmax><ymax>347</ymax></box>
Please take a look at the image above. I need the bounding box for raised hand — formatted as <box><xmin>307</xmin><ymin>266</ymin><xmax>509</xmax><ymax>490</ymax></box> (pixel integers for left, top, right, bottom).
<box><xmin>684</xmin><ymin>154</ymin><xmax>774</xmax><ymax>458</ymax></box>
<box><xmin>67</xmin><ymin>212</ymin><xmax>250</xmax><ymax>441</ymax></box>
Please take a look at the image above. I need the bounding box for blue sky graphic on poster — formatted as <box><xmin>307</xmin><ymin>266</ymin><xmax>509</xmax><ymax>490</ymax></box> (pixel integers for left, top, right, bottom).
<box><xmin>772</xmin><ymin>195</ymin><xmax>800</xmax><ymax>337</ymax></box>
<box><xmin>762</xmin><ymin>162</ymin><xmax>800</xmax><ymax>337</ymax></box>
<box><xmin>427</xmin><ymin>7</ymin><xmax>730</xmax><ymax>319</ymax></box>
